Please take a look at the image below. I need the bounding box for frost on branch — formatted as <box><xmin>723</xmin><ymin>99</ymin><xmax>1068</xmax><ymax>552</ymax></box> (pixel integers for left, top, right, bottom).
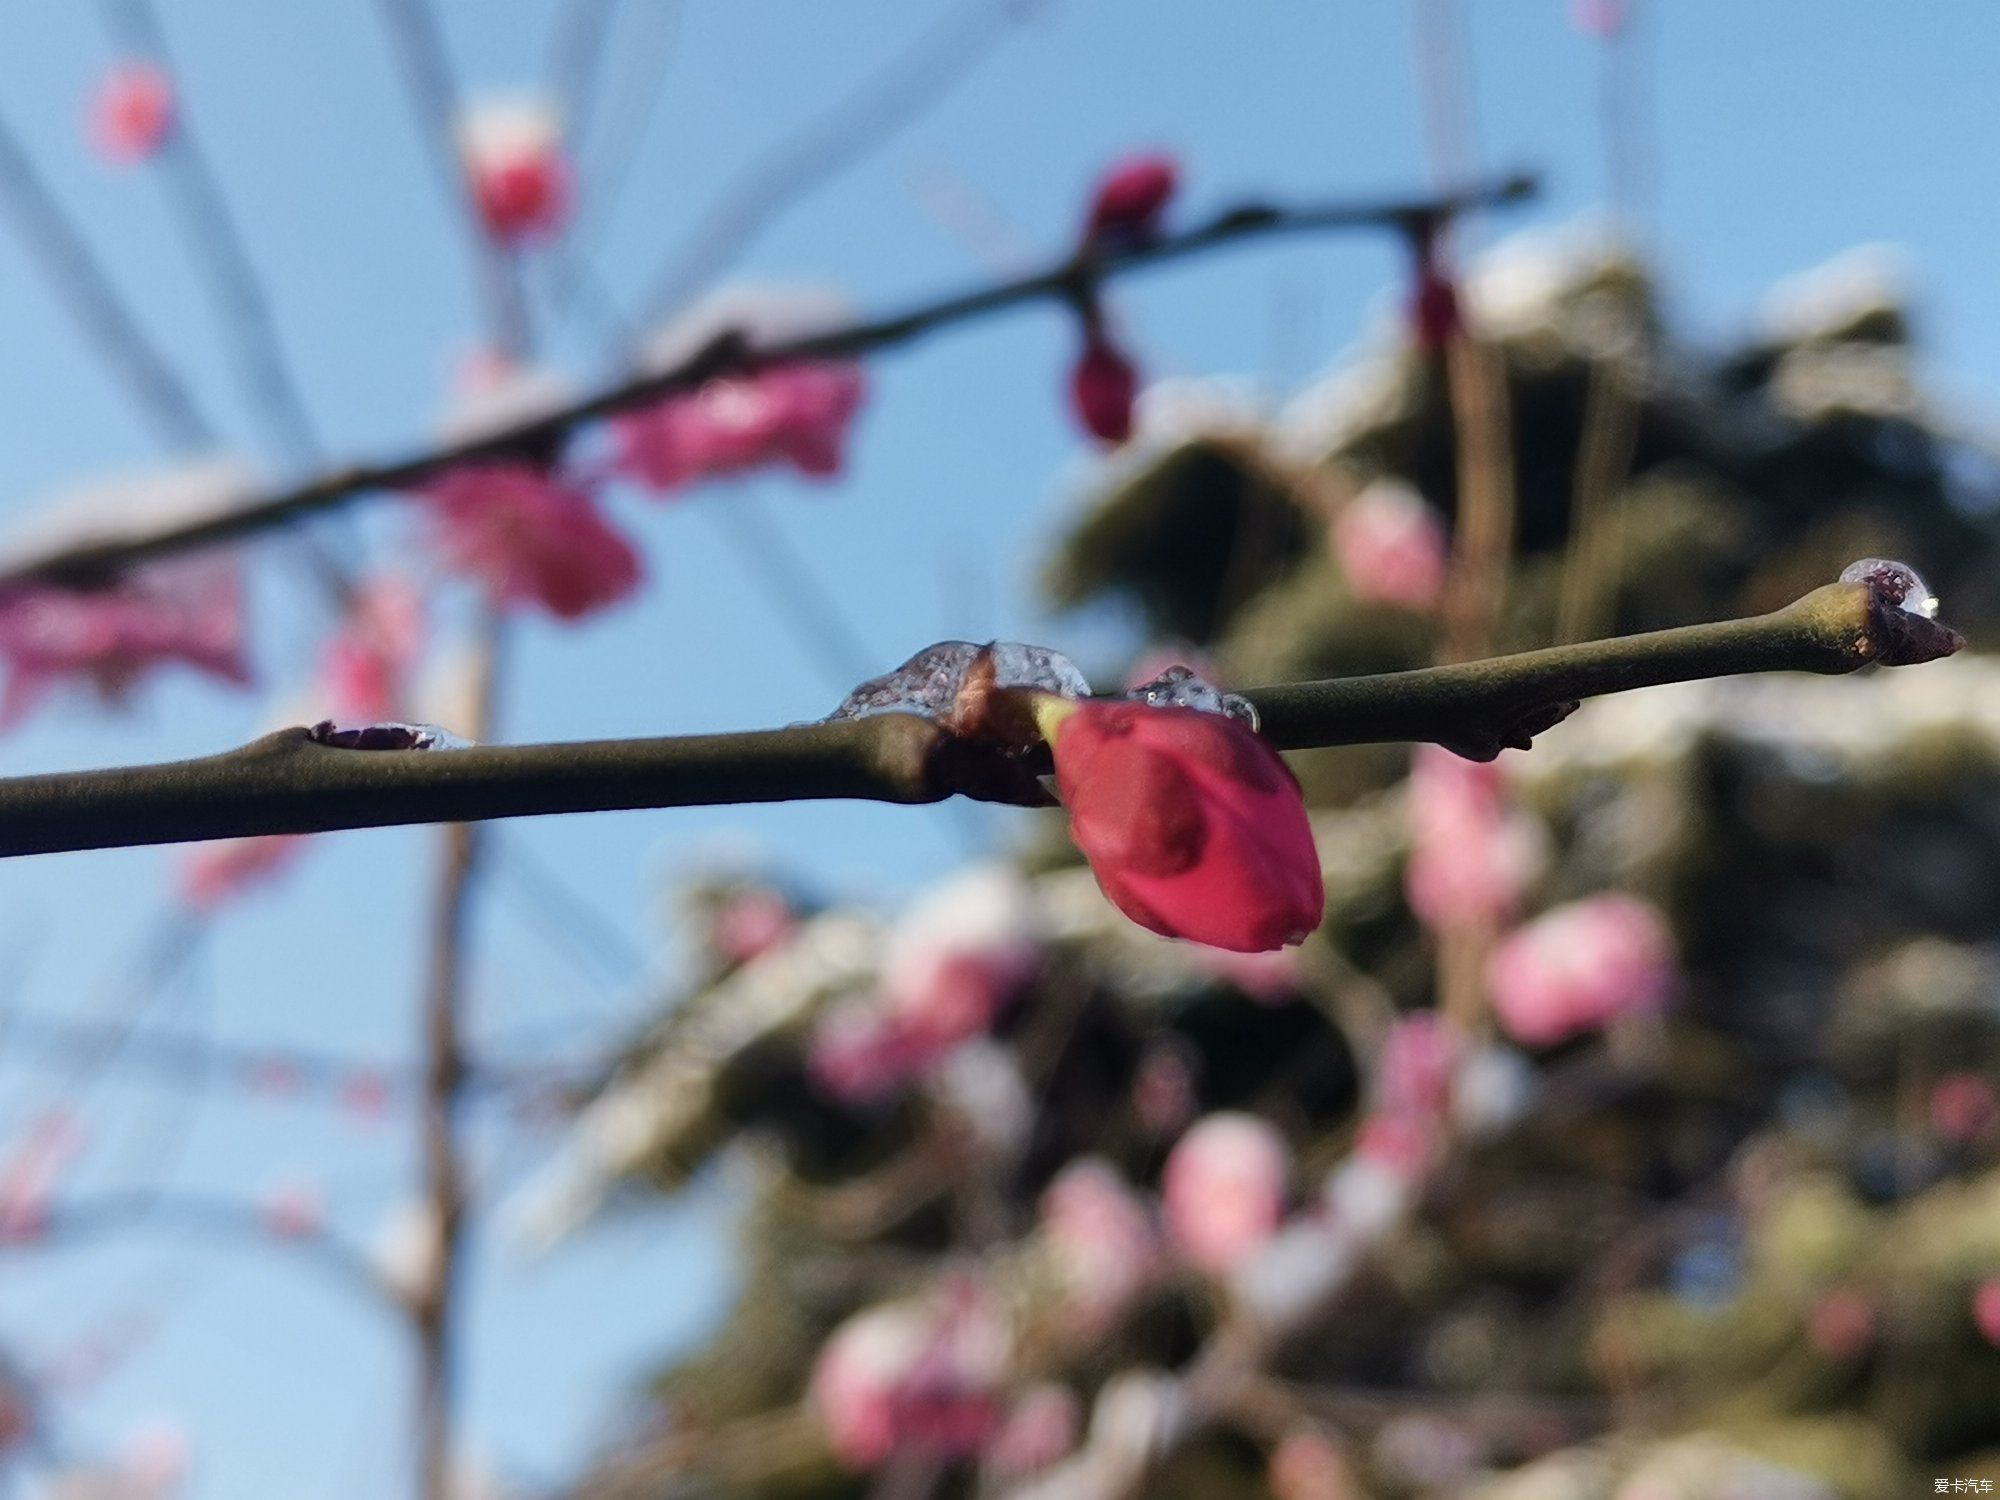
<box><xmin>825</xmin><ymin>641</ymin><xmax>1089</xmax><ymax>727</ymax></box>
<box><xmin>306</xmin><ymin>720</ymin><xmax>471</xmax><ymax>752</ymax></box>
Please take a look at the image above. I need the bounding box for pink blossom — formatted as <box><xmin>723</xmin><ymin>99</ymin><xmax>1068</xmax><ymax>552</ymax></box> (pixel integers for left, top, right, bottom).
<box><xmin>1404</xmin><ymin>747</ymin><xmax>1544</xmax><ymax>932</ymax></box>
<box><xmin>91</xmin><ymin>62</ymin><xmax>175</xmax><ymax>164</ymax></box>
<box><xmin>1269</xmin><ymin>1428</ymin><xmax>1358</xmax><ymax>1500</ymax></box>
<box><xmin>809</xmin><ymin>1281</ymin><xmax>1007</xmax><ymax>1470</ymax></box>
<box><xmin>1375</xmin><ymin>1013</ymin><xmax>1460</xmax><ymax>1123</ymax></box>
<box><xmin>337</xmin><ymin>1071</ymin><xmax>394</xmax><ymax>1124</ymax></box>
<box><xmin>1487</xmin><ymin>893</ymin><xmax>1676</xmax><ymax>1047</ymax></box>
<box><xmin>1807</xmin><ymin>1289</ymin><xmax>1875</xmax><ymax>1361</ymax></box>
<box><xmin>245</xmin><ymin>1057</ymin><xmax>304</xmax><ymax>1099</ymax></box>
<box><xmin>1162</xmin><ymin>1112</ymin><xmax>1290</xmax><ymax>1275</ymax></box>
<box><xmin>1132</xmin><ymin>1041</ymin><xmax>1199</xmax><ymax>1137</ymax></box>
<box><xmin>1931</xmin><ymin>1072</ymin><xmax>1999</xmax><ymax>1145</ymax></box>
<box><xmin>711</xmin><ymin>887</ymin><xmax>797</xmax><ymax>965</ymax></box>
<box><xmin>458</xmin><ymin>98</ymin><xmax>572</xmax><ymax>244</ymax></box>
<box><xmin>319</xmin><ymin>575</ymin><xmax>424</xmax><ymax>722</ymax></box>
<box><xmin>1082</xmin><ymin>153</ymin><xmax>1180</xmax><ymax>247</ymax></box>
<box><xmin>178</xmin><ymin>835</ymin><xmax>309</xmax><ymax>913</ymax></box>
<box><xmin>986</xmin><ymin>1384</ymin><xmax>1081</xmax><ymax>1479</ymax></box>
<box><xmin>1069</xmin><ymin>332</ymin><xmax>1139</xmax><ymax>446</ymax></box>
<box><xmin>807</xmin><ymin>1003</ymin><xmax>920</xmax><ymax>1107</ymax></box>
<box><xmin>615</xmin><ymin>362</ymin><xmax>867</xmax><ymax>494</ymax></box>
<box><xmin>1570</xmin><ymin>0</ymin><xmax>1629</xmax><ymax>39</ymax></box>
<box><xmin>418</xmin><ymin>461</ymin><xmax>640</xmax><ymax>620</ymax></box>
<box><xmin>0</xmin><ymin>557</ymin><xmax>251</xmax><ymax>728</ymax></box>
<box><xmin>1332</xmin><ymin>481</ymin><xmax>1450</xmax><ymax>611</ymax></box>
<box><xmin>1976</xmin><ymin>1279</ymin><xmax>2000</xmax><ymax>1349</ymax></box>
<box><xmin>1039</xmin><ymin>1158</ymin><xmax>1159</xmax><ymax>1331</ymax></box>
<box><xmin>0</xmin><ymin>1110</ymin><xmax>86</xmax><ymax>1243</ymax></box>
<box><xmin>259</xmin><ymin>1180</ymin><xmax>324</xmax><ymax>1241</ymax></box>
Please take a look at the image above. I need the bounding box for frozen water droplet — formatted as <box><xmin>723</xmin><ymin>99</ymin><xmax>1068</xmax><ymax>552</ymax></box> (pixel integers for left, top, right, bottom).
<box><xmin>825</xmin><ymin>641</ymin><xmax>1090</xmax><ymax>723</ymax></box>
<box><xmin>309</xmin><ymin>720</ymin><xmax>473</xmax><ymax>751</ymax></box>
<box><xmin>1840</xmin><ymin>557</ymin><xmax>1938</xmax><ymax>618</ymax></box>
<box><xmin>1121</xmin><ymin>664</ymin><xmax>1260</xmax><ymax>731</ymax></box>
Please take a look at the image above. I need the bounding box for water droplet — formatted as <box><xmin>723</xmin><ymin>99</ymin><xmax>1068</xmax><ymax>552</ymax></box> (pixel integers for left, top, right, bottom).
<box><xmin>1840</xmin><ymin>557</ymin><xmax>1938</xmax><ymax>618</ymax></box>
<box><xmin>825</xmin><ymin>641</ymin><xmax>1090</xmax><ymax>723</ymax></box>
<box><xmin>308</xmin><ymin>720</ymin><xmax>472</xmax><ymax>751</ymax></box>
<box><xmin>1121</xmin><ymin>664</ymin><xmax>1259</xmax><ymax>730</ymax></box>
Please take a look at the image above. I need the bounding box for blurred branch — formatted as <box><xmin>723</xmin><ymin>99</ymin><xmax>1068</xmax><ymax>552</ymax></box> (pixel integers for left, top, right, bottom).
<box><xmin>99</xmin><ymin>0</ymin><xmax>326</xmax><ymax>468</ymax></box>
<box><xmin>0</xmin><ymin>172</ymin><xmax>1536</xmax><ymax>590</ymax></box>
<box><xmin>412</xmin><ymin>611</ymin><xmax>502</xmax><ymax>1500</ymax></box>
<box><xmin>7</xmin><ymin>1192</ymin><xmax>389</xmax><ymax>1310</ymax></box>
<box><xmin>0</xmin><ymin>106</ymin><xmax>215</xmax><ymax>451</ymax></box>
<box><xmin>0</xmin><ymin>579</ymin><xmax>1953</xmax><ymax>858</ymax></box>
<box><xmin>374</xmin><ymin>0</ymin><xmax>533</xmax><ymax>356</ymax></box>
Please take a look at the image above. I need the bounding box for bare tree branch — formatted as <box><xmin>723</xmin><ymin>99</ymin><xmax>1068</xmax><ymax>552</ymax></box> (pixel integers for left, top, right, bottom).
<box><xmin>0</xmin><ymin>173</ymin><xmax>1535</xmax><ymax>591</ymax></box>
<box><xmin>0</xmin><ymin>580</ymin><xmax>1948</xmax><ymax>859</ymax></box>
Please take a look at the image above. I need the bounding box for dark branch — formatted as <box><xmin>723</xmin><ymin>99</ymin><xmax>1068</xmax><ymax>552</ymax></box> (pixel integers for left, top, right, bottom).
<box><xmin>0</xmin><ymin>580</ymin><xmax>1946</xmax><ymax>859</ymax></box>
<box><xmin>0</xmin><ymin>173</ymin><xmax>1535</xmax><ymax>590</ymax></box>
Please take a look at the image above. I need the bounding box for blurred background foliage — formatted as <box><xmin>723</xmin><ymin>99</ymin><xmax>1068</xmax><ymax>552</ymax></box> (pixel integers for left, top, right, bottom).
<box><xmin>518</xmin><ymin>231</ymin><xmax>2000</xmax><ymax>1500</ymax></box>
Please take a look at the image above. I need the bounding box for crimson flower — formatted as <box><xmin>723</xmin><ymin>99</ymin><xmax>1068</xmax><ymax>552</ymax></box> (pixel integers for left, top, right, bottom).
<box><xmin>1034</xmin><ymin>697</ymin><xmax>1324</xmax><ymax>952</ymax></box>
<box><xmin>458</xmin><ymin>98</ymin><xmax>572</xmax><ymax>244</ymax></box>
<box><xmin>1068</xmin><ymin>332</ymin><xmax>1139</xmax><ymax>446</ymax></box>
<box><xmin>91</xmin><ymin>62</ymin><xmax>175</xmax><ymax>165</ymax></box>
<box><xmin>1082</xmin><ymin>153</ymin><xmax>1180</xmax><ymax>247</ymax></box>
<box><xmin>417</xmin><ymin>461</ymin><xmax>640</xmax><ymax>620</ymax></box>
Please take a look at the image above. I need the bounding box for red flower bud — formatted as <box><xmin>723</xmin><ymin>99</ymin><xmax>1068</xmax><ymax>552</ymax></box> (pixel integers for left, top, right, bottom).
<box><xmin>1069</xmin><ymin>335</ymin><xmax>1138</xmax><ymax>446</ymax></box>
<box><xmin>1037</xmin><ymin>698</ymin><xmax>1324</xmax><ymax>952</ymax></box>
<box><xmin>1083</xmin><ymin>153</ymin><xmax>1180</xmax><ymax>246</ymax></box>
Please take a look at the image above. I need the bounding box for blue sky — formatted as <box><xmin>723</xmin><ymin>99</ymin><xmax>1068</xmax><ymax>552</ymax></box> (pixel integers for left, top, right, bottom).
<box><xmin>0</xmin><ymin>3</ymin><xmax>1996</xmax><ymax>1496</ymax></box>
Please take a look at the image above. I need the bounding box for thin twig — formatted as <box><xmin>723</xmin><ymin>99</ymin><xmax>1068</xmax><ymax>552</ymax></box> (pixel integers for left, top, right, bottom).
<box><xmin>99</xmin><ymin>0</ymin><xmax>325</xmax><ymax>468</ymax></box>
<box><xmin>0</xmin><ymin>107</ymin><xmax>214</xmax><ymax>451</ymax></box>
<box><xmin>374</xmin><ymin>0</ymin><xmax>533</xmax><ymax>356</ymax></box>
<box><xmin>0</xmin><ymin>172</ymin><xmax>1536</xmax><ymax>591</ymax></box>
<box><xmin>0</xmin><ymin>580</ymin><xmax>1948</xmax><ymax>859</ymax></box>
<box><xmin>634</xmin><ymin>0</ymin><xmax>1040</xmax><ymax>328</ymax></box>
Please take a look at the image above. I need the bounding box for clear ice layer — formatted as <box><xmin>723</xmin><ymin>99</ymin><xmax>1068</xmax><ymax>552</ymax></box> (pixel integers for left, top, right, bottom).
<box><xmin>826</xmin><ymin>641</ymin><xmax>1091</xmax><ymax>723</ymax></box>
<box><xmin>1839</xmin><ymin>557</ymin><xmax>1939</xmax><ymax>618</ymax></box>
<box><xmin>308</xmin><ymin>720</ymin><xmax>473</xmax><ymax>751</ymax></box>
<box><xmin>1121</xmin><ymin>664</ymin><xmax>1260</xmax><ymax>730</ymax></box>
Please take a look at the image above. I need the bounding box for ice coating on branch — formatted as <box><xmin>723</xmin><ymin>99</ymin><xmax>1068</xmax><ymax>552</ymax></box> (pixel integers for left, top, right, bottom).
<box><xmin>1120</xmin><ymin>663</ymin><xmax>1257</xmax><ymax>729</ymax></box>
<box><xmin>826</xmin><ymin>641</ymin><xmax>1089</xmax><ymax>724</ymax></box>
<box><xmin>636</xmin><ymin>283</ymin><xmax>854</xmax><ymax>376</ymax></box>
<box><xmin>1839</xmin><ymin>556</ymin><xmax>1938</xmax><ymax>618</ymax></box>
<box><xmin>1839</xmin><ymin>556</ymin><xmax>1962</xmax><ymax>666</ymax></box>
<box><xmin>306</xmin><ymin>720</ymin><xmax>471</xmax><ymax>751</ymax></box>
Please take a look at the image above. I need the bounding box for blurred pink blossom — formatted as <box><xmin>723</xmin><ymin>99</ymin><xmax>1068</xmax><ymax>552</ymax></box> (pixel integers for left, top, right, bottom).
<box><xmin>807</xmin><ymin>1003</ymin><xmax>918</xmax><ymax>1107</ymax></box>
<box><xmin>337</xmin><ymin>1070</ymin><xmax>394</xmax><ymax>1125</ymax></box>
<box><xmin>1571</xmin><ymin>0</ymin><xmax>1630</xmax><ymax>39</ymax></box>
<box><xmin>0</xmin><ymin>557</ymin><xmax>251</xmax><ymax>728</ymax></box>
<box><xmin>178</xmin><ymin>835</ymin><xmax>310</xmax><ymax>913</ymax></box>
<box><xmin>259</xmin><ymin>1180</ymin><xmax>324</xmax><ymax>1241</ymax></box>
<box><xmin>1039</xmin><ymin>1158</ymin><xmax>1159</xmax><ymax>1331</ymax></box>
<box><xmin>1404</xmin><ymin>747</ymin><xmax>1545</xmax><ymax>932</ymax></box>
<box><xmin>809</xmin><ymin>1280</ymin><xmax>1007</xmax><ymax>1470</ymax></box>
<box><xmin>1332</xmin><ymin>480</ymin><xmax>1450</xmax><ymax>611</ymax></box>
<box><xmin>1975</xmin><ymin>1279</ymin><xmax>2000</xmax><ymax>1348</ymax></box>
<box><xmin>711</xmin><ymin>887</ymin><xmax>798</xmax><ymax>965</ymax></box>
<box><xmin>91</xmin><ymin>62</ymin><xmax>175</xmax><ymax>164</ymax></box>
<box><xmin>1375</xmin><ymin>1013</ymin><xmax>1460</xmax><ymax>1123</ymax></box>
<box><xmin>418</xmin><ymin>462</ymin><xmax>640</xmax><ymax>620</ymax></box>
<box><xmin>1807</xmin><ymin>1288</ymin><xmax>1875</xmax><ymax>1361</ymax></box>
<box><xmin>319</xmin><ymin>574</ymin><xmax>424</xmax><ymax>722</ymax></box>
<box><xmin>245</xmin><ymin>1057</ymin><xmax>304</xmax><ymax>1099</ymax></box>
<box><xmin>0</xmin><ymin>1109</ymin><xmax>86</xmax><ymax>1243</ymax></box>
<box><xmin>458</xmin><ymin>98</ymin><xmax>571</xmax><ymax>243</ymax></box>
<box><xmin>1269</xmin><ymin>1428</ymin><xmax>1358</xmax><ymax>1500</ymax></box>
<box><xmin>615</xmin><ymin>362</ymin><xmax>867</xmax><ymax>494</ymax></box>
<box><xmin>1132</xmin><ymin>1041</ymin><xmax>1199</xmax><ymax>1137</ymax></box>
<box><xmin>986</xmin><ymin>1383</ymin><xmax>1080</xmax><ymax>1479</ymax></box>
<box><xmin>1069</xmin><ymin>332</ymin><xmax>1138</xmax><ymax>446</ymax></box>
<box><xmin>1487</xmin><ymin>893</ymin><xmax>1676</xmax><ymax>1047</ymax></box>
<box><xmin>1082</xmin><ymin>153</ymin><xmax>1180</xmax><ymax>247</ymax></box>
<box><xmin>1162</xmin><ymin>1112</ymin><xmax>1291</xmax><ymax>1275</ymax></box>
<box><xmin>1931</xmin><ymin>1072</ymin><xmax>1999</xmax><ymax>1145</ymax></box>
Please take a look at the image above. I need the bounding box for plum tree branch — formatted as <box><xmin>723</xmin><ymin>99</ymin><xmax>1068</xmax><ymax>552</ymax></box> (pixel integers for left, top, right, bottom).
<box><xmin>0</xmin><ymin>580</ymin><xmax>1951</xmax><ymax>859</ymax></box>
<box><xmin>0</xmin><ymin>173</ymin><xmax>1534</xmax><ymax>591</ymax></box>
